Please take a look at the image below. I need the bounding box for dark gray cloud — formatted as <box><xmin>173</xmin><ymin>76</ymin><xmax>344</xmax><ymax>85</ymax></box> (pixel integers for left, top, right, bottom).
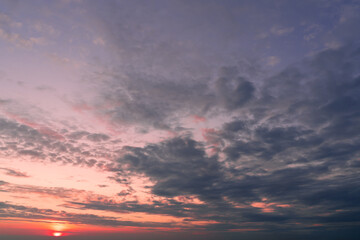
<box><xmin>81</xmin><ymin>0</ymin><xmax>360</xmax><ymax>134</ymax></box>
<box><xmin>94</xmin><ymin>72</ymin><xmax>215</xmax><ymax>129</ymax></box>
<box><xmin>118</xmin><ymin>137</ymin><xmax>222</xmax><ymax>199</ymax></box>
<box><xmin>77</xmin><ymin>44</ymin><xmax>360</xmax><ymax>233</ymax></box>
<box><xmin>215</xmin><ymin>67</ymin><xmax>255</xmax><ymax>110</ymax></box>
<box><xmin>0</xmin><ymin>168</ymin><xmax>29</xmax><ymax>177</ymax></box>
<box><xmin>0</xmin><ymin>117</ymin><xmax>116</xmax><ymax>168</ymax></box>
<box><xmin>67</xmin><ymin>131</ymin><xmax>110</xmax><ymax>142</ymax></box>
<box><xmin>91</xmin><ymin>63</ymin><xmax>259</xmax><ymax>130</ymax></box>
<box><xmin>0</xmin><ymin>180</ymin><xmax>7</xmax><ymax>185</ymax></box>
<box><xmin>87</xmin><ymin>133</ymin><xmax>110</xmax><ymax>142</ymax></box>
<box><xmin>90</xmin><ymin>30</ymin><xmax>358</xmax><ymax>132</ymax></box>
<box><xmin>222</xmin><ymin>119</ymin><xmax>247</xmax><ymax>133</ymax></box>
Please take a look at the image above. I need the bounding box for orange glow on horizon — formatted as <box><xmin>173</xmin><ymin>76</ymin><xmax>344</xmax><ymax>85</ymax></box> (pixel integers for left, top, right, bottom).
<box><xmin>0</xmin><ymin>214</ymin><xmax>197</xmax><ymax>237</ymax></box>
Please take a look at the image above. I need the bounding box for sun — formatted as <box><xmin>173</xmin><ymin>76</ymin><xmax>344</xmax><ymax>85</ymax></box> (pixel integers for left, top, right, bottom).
<box><xmin>53</xmin><ymin>232</ymin><xmax>63</xmax><ymax>237</ymax></box>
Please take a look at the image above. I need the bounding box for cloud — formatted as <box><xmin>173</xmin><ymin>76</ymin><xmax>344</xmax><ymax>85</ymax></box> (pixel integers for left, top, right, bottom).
<box><xmin>266</xmin><ymin>56</ymin><xmax>280</xmax><ymax>66</ymax></box>
<box><xmin>0</xmin><ymin>12</ymin><xmax>51</xmax><ymax>48</ymax></box>
<box><xmin>0</xmin><ymin>180</ymin><xmax>8</xmax><ymax>186</ymax></box>
<box><xmin>0</xmin><ymin>1</ymin><xmax>360</xmax><ymax>237</ymax></box>
<box><xmin>0</xmin><ymin>13</ymin><xmax>45</xmax><ymax>48</ymax></box>
<box><xmin>87</xmin><ymin>133</ymin><xmax>110</xmax><ymax>142</ymax></box>
<box><xmin>0</xmin><ymin>201</ymin><xmax>173</xmax><ymax>228</ymax></box>
<box><xmin>0</xmin><ymin>13</ymin><xmax>22</xmax><ymax>28</ymax></box>
<box><xmin>0</xmin><ymin>43</ymin><xmax>358</xmax><ymax>233</ymax></box>
<box><xmin>270</xmin><ymin>26</ymin><xmax>294</xmax><ymax>36</ymax></box>
<box><xmin>32</xmin><ymin>22</ymin><xmax>57</xmax><ymax>36</ymax></box>
<box><xmin>0</xmin><ymin>168</ymin><xmax>29</xmax><ymax>177</ymax></box>
<box><xmin>66</xmin><ymin>131</ymin><xmax>110</xmax><ymax>142</ymax></box>
<box><xmin>93</xmin><ymin>72</ymin><xmax>214</xmax><ymax>129</ymax></box>
<box><xmin>86</xmin><ymin>43</ymin><xmax>360</xmax><ymax>232</ymax></box>
<box><xmin>118</xmin><ymin>137</ymin><xmax>223</xmax><ymax>199</ymax></box>
<box><xmin>0</xmin><ymin>115</ymin><xmax>117</xmax><ymax>168</ymax></box>
<box><xmin>215</xmin><ymin>67</ymin><xmax>255</xmax><ymax>110</ymax></box>
<box><xmin>87</xmin><ymin>63</ymin><xmax>258</xmax><ymax>131</ymax></box>
<box><xmin>1</xmin><ymin>183</ymin><xmax>93</xmax><ymax>200</ymax></box>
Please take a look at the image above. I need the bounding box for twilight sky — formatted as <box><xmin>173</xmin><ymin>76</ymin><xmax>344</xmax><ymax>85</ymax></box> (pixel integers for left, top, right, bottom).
<box><xmin>0</xmin><ymin>0</ymin><xmax>360</xmax><ymax>239</ymax></box>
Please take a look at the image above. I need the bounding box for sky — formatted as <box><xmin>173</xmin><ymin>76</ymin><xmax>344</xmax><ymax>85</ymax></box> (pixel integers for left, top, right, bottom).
<box><xmin>0</xmin><ymin>0</ymin><xmax>359</xmax><ymax>239</ymax></box>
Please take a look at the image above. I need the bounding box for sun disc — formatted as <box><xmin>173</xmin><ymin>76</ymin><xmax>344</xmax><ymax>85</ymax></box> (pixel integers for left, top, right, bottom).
<box><xmin>53</xmin><ymin>232</ymin><xmax>62</xmax><ymax>237</ymax></box>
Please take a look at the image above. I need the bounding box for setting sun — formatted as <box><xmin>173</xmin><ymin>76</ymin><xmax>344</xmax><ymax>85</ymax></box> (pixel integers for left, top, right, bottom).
<box><xmin>53</xmin><ymin>232</ymin><xmax>62</xmax><ymax>237</ymax></box>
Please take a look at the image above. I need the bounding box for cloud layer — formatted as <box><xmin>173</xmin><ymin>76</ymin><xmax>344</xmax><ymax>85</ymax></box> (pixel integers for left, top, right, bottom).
<box><xmin>0</xmin><ymin>1</ymin><xmax>359</xmax><ymax>239</ymax></box>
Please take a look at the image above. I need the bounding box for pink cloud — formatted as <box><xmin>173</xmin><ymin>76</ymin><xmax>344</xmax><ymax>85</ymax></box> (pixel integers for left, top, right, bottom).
<box><xmin>191</xmin><ymin>115</ymin><xmax>206</xmax><ymax>123</ymax></box>
<box><xmin>276</xmin><ymin>204</ymin><xmax>291</xmax><ymax>208</ymax></box>
<box><xmin>71</xmin><ymin>102</ymin><xmax>94</xmax><ymax>113</ymax></box>
<box><xmin>5</xmin><ymin>112</ymin><xmax>65</xmax><ymax>140</ymax></box>
<box><xmin>201</xmin><ymin>128</ymin><xmax>222</xmax><ymax>155</ymax></box>
<box><xmin>251</xmin><ymin>201</ymin><xmax>292</xmax><ymax>213</ymax></box>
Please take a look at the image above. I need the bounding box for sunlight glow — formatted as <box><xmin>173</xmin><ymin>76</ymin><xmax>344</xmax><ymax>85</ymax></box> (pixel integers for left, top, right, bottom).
<box><xmin>53</xmin><ymin>232</ymin><xmax>62</xmax><ymax>237</ymax></box>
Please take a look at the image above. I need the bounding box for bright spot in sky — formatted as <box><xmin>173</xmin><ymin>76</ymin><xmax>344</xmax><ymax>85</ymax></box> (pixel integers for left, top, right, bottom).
<box><xmin>53</xmin><ymin>232</ymin><xmax>62</xmax><ymax>237</ymax></box>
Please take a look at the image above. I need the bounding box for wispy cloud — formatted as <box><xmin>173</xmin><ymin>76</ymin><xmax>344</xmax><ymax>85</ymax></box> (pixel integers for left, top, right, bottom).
<box><xmin>0</xmin><ymin>168</ymin><xmax>29</xmax><ymax>178</ymax></box>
